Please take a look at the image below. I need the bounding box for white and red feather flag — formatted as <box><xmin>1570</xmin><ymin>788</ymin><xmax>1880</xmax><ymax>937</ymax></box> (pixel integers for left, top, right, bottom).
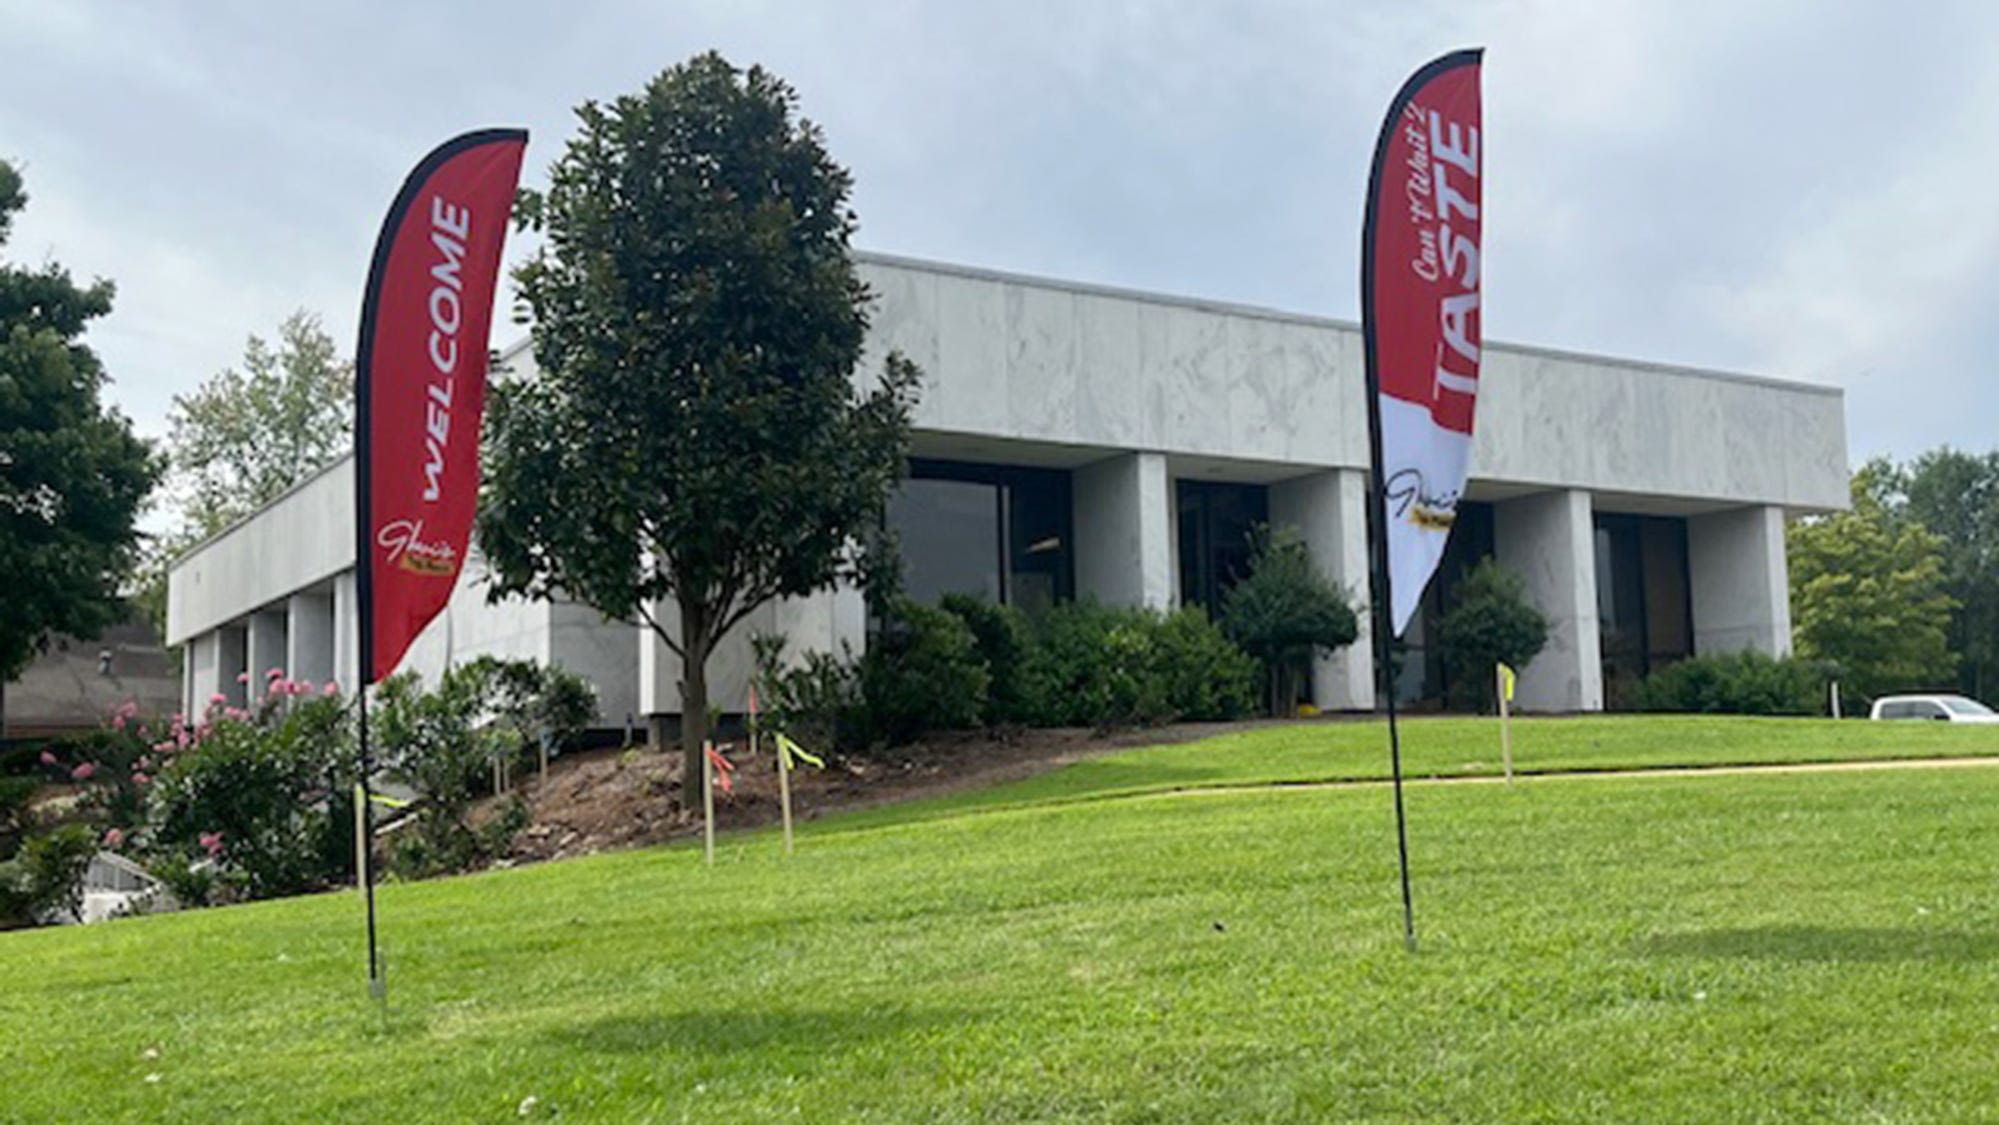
<box><xmin>1361</xmin><ymin>50</ymin><xmax>1483</xmax><ymax>636</ymax></box>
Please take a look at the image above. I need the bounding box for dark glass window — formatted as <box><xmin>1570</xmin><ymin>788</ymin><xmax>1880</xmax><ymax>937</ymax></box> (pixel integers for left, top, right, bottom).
<box><xmin>888</xmin><ymin>459</ymin><xmax>1073</xmax><ymax>613</ymax></box>
<box><xmin>1176</xmin><ymin>481</ymin><xmax>1269</xmax><ymax>615</ymax></box>
<box><xmin>1593</xmin><ymin>512</ymin><xmax>1692</xmax><ymax>703</ymax></box>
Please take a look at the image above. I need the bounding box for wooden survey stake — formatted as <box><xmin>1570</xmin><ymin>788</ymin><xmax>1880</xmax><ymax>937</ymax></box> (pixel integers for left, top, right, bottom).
<box><xmin>702</xmin><ymin>739</ymin><xmax>716</xmax><ymax>866</ymax></box>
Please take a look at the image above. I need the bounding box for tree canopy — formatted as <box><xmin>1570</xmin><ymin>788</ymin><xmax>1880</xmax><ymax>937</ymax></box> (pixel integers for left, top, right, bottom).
<box><xmin>1436</xmin><ymin>557</ymin><xmax>1549</xmax><ymax>713</ymax></box>
<box><xmin>1221</xmin><ymin>527</ymin><xmax>1359</xmax><ymax>715</ymax></box>
<box><xmin>1788</xmin><ymin>462</ymin><xmax>1957</xmax><ymax>703</ymax></box>
<box><xmin>481</xmin><ymin>52</ymin><xmax>920</xmax><ymax>803</ymax></box>
<box><xmin>1890</xmin><ymin>449</ymin><xmax>1999</xmax><ymax>700</ymax></box>
<box><xmin>162</xmin><ymin>310</ymin><xmax>351</xmax><ymax>540</ymax></box>
<box><xmin>0</xmin><ymin>161</ymin><xmax>157</xmax><ymax>693</ymax></box>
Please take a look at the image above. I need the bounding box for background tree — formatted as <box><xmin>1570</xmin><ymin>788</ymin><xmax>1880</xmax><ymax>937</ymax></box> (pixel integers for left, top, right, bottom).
<box><xmin>1221</xmin><ymin>527</ymin><xmax>1359</xmax><ymax>715</ymax></box>
<box><xmin>137</xmin><ymin>312</ymin><xmax>351</xmax><ymax>630</ymax></box>
<box><xmin>1436</xmin><ymin>558</ymin><xmax>1549</xmax><ymax>713</ymax></box>
<box><xmin>1788</xmin><ymin>463</ymin><xmax>1957</xmax><ymax>703</ymax></box>
<box><xmin>0</xmin><ymin>161</ymin><xmax>158</xmax><ymax>731</ymax></box>
<box><xmin>481</xmin><ymin>53</ymin><xmax>920</xmax><ymax>806</ymax></box>
<box><xmin>162</xmin><ymin>311</ymin><xmax>351</xmax><ymax>538</ymax></box>
<box><xmin>1895</xmin><ymin>449</ymin><xmax>1999</xmax><ymax>700</ymax></box>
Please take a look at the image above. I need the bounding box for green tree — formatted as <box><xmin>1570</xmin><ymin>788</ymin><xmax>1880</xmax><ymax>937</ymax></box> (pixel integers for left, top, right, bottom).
<box><xmin>1436</xmin><ymin>558</ymin><xmax>1548</xmax><ymax>713</ymax></box>
<box><xmin>162</xmin><ymin>311</ymin><xmax>351</xmax><ymax>539</ymax></box>
<box><xmin>0</xmin><ymin>161</ymin><xmax>157</xmax><ymax>729</ymax></box>
<box><xmin>138</xmin><ymin>312</ymin><xmax>351</xmax><ymax>631</ymax></box>
<box><xmin>1896</xmin><ymin>449</ymin><xmax>1999</xmax><ymax>700</ymax></box>
<box><xmin>1788</xmin><ymin>465</ymin><xmax>1957</xmax><ymax>703</ymax></box>
<box><xmin>480</xmin><ymin>54</ymin><xmax>920</xmax><ymax>807</ymax></box>
<box><xmin>1221</xmin><ymin>527</ymin><xmax>1359</xmax><ymax>715</ymax></box>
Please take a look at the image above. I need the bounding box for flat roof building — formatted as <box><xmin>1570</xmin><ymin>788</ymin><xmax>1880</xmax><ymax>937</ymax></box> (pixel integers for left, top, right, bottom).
<box><xmin>166</xmin><ymin>253</ymin><xmax>1848</xmax><ymax>723</ymax></box>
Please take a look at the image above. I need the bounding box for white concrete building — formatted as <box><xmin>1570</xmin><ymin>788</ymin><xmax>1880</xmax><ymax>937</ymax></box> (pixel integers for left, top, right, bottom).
<box><xmin>166</xmin><ymin>253</ymin><xmax>1848</xmax><ymax>722</ymax></box>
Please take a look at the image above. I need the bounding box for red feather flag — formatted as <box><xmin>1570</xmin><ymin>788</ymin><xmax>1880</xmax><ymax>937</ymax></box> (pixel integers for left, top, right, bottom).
<box><xmin>1362</xmin><ymin>50</ymin><xmax>1483</xmax><ymax>637</ymax></box>
<box><xmin>356</xmin><ymin>129</ymin><xmax>528</xmax><ymax>683</ymax></box>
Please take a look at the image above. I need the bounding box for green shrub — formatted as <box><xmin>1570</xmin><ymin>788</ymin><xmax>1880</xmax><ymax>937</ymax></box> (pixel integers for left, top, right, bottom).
<box><xmin>855</xmin><ymin>598</ymin><xmax>989</xmax><ymax>746</ymax></box>
<box><xmin>0</xmin><ymin>777</ymin><xmax>95</xmax><ymax>928</ymax></box>
<box><xmin>1438</xmin><ymin>558</ymin><xmax>1550</xmax><ymax>713</ymax></box>
<box><xmin>0</xmin><ymin>823</ymin><xmax>95</xmax><ymax>927</ymax></box>
<box><xmin>144</xmin><ymin>693</ymin><xmax>356</xmax><ymax>903</ymax></box>
<box><xmin>460</xmin><ymin>656</ymin><xmax>598</xmax><ymax>777</ymax></box>
<box><xmin>938</xmin><ymin>594</ymin><xmax>1032</xmax><ymax>725</ymax></box>
<box><xmin>1017</xmin><ymin>601</ymin><xmax>1257</xmax><ymax>729</ymax></box>
<box><xmin>375</xmin><ymin>657</ymin><xmax>598</xmax><ymax>877</ymax></box>
<box><xmin>1220</xmin><ymin>527</ymin><xmax>1360</xmax><ymax>715</ymax></box>
<box><xmin>1153</xmin><ymin>608</ymin><xmax>1262</xmax><ymax>722</ymax></box>
<box><xmin>377</xmin><ymin>667</ymin><xmax>497</xmax><ymax>878</ymax></box>
<box><xmin>752</xmin><ymin>634</ymin><xmax>864</xmax><ymax>755</ymax></box>
<box><xmin>1632</xmin><ymin>651</ymin><xmax>1826</xmax><ymax>716</ymax></box>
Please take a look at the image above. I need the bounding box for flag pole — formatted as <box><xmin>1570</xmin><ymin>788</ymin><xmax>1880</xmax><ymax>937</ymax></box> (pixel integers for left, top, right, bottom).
<box><xmin>1498</xmin><ymin>664</ymin><xmax>1514</xmax><ymax>783</ymax></box>
<box><xmin>1360</xmin><ymin>76</ymin><xmax>1417</xmax><ymax>955</ymax></box>
<box><xmin>1362</xmin><ymin>413</ymin><xmax>1418</xmax><ymax>954</ymax></box>
<box><xmin>355</xmin><ymin>259</ymin><xmax>384</xmax><ymax>1003</ymax></box>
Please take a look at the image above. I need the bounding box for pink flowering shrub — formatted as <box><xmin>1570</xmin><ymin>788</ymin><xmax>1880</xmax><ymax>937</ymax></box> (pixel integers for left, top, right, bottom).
<box><xmin>143</xmin><ymin>688</ymin><xmax>357</xmax><ymax>905</ymax></box>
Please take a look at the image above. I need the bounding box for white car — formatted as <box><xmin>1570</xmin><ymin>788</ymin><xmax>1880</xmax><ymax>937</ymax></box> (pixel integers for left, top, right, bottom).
<box><xmin>1869</xmin><ymin>694</ymin><xmax>1999</xmax><ymax>723</ymax></box>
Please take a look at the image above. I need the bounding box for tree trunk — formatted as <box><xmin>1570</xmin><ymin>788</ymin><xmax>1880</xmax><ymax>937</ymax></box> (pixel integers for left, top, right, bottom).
<box><xmin>678</xmin><ymin>594</ymin><xmax>711</xmax><ymax>812</ymax></box>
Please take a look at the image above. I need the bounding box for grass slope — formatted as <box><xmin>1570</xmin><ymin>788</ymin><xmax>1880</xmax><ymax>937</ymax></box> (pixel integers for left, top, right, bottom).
<box><xmin>829</xmin><ymin>715</ymin><xmax>1999</xmax><ymax>830</ymax></box>
<box><xmin>4</xmin><ymin>718</ymin><xmax>1999</xmax><ymax>1122</ymax></box>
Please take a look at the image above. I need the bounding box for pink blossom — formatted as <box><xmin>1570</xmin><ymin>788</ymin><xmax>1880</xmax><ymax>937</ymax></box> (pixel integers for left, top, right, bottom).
<box><xmin>138</xmin><ymin>756</ymin><xmax>155</xmax><ymax>771</ymax></box>
<box><xmin>111</xmin><ymin>715</ymin><xmax>126</xmax><ymax>731</ymax></box>
<box><xmin>102</xmin><ymin>827</ymin><xmax>124</xmax><ymax>848</ymax></box>
<box><xmin>198</xmin><ymin>832</ymin><xmax>224</xmax><ymax>857</ymax></box>
<box><xmin>152</xmin><ymin>740</ymin><xmax>174</xmax><ymax>753</ymax></box>
<box><xmin>323</xmin><ymin>682</ymin><xmax>339</xmax><ymax>697</ymax></box>
<box><xmin>131</xmin><ymin>772</ymin><xmax>150</xmax><ymax>786</ymax></box>
<box><xmin>208</xmin><ymin>693</ymin><xmax>227</xmax><ymax>706</ymax></box>
<box><xmin>236</xmin><ymin>672</ymin><xmax>249</xmax><ymax>684</ymax></box>
<box><xmin>38</xmin><ymin>750</ymin><xmax>56</xmax><ymax>766</ymax></box>
<box><xmin>70</xmin><ymin>763</ymin><xmax>97</xmax><ymax>781</ymax></box>
<box><xmin>266</xmin><ymin>667</ymin><xmax>284</xmax><ymax>680</ymax></box>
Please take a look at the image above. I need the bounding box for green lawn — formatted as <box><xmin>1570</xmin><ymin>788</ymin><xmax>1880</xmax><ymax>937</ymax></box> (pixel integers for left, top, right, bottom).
<box><xmin>829</xmin><ymin>714</ymin><xmax>1999</xmax><ymax>830</ymax></box>
<box><xmin>5</xmin><ymin>718</ymin><xmax>1999</xmax><ymax>1121</ymax></box>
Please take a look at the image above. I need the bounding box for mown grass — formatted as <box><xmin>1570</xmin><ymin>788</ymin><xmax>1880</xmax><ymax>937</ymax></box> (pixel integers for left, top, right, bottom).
<box><xmin>4</xmin><ymin>718</ymin><xmax>1999</xmax><ymax>1122</ymax></box>
<box><xmin>828</xmin><ymin>714</ymin><xmax>1999</xmax><ymax>830</ymax></box>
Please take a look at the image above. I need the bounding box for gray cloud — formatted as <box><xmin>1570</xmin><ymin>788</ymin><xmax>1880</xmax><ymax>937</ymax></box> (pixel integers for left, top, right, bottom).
<box><xmin>2</xmin><ymin>0</ymin><xmax>1992</xmax><ymax>464</ymax></box>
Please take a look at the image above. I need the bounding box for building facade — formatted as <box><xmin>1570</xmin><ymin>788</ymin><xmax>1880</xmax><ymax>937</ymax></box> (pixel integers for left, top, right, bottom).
<box><xmin>166</xmin><ymin>253</ymin><xmax>1849</xmax><ymax>722</ymax></box>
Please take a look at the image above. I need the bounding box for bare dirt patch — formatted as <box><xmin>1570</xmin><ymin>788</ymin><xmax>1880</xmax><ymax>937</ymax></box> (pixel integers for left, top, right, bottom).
<box><xmin>490</xmin><ymin>720</ymin><xmax>1301</xmax><ymax>864</ymax></box>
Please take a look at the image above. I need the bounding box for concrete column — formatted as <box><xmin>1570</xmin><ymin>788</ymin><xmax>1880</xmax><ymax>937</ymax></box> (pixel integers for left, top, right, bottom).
<box><xmin>1689</xmin><ymin>505</ymin><xmax>1793</xmax><ymax>656</ymax></box>
<box><xmin>185</xmin><ymin>631</ymin><xmax>224</xmax><ymax>715</ymax></box>
<box><xmin>1495</xmin><ymin>489</ymin><xmax>1603</xmax><ymax>712</ymax></box>
<box><xmin>245</xmin><ymin>609</ymin><xmax>287</xmax><ymax>703</ymax></box>
<box><xmin>217</xmin><ymin>625</ymin><xmax>249</xmax><ymax>708</ymax></box>
<box><xmin>286</xmin><ymin>592</ymin><xmax>335</xmax><ymax>691</ymax></box>
<box><xmin>1074</xmin><ymin>452</ymin><xmax>1174</xmax><ymax>609</ymax></box>
<box><xmin>1269</xmin><ymin>468</ymin><xmax>1375</xmax><ymax>710</ymax></box>
<box><xmin>333</xmin><ymin>570</ymin><xmax>360</xmax><ymax>692</ymax></box>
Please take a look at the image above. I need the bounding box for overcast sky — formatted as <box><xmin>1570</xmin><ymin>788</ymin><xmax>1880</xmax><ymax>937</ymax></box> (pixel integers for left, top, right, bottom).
<box><xmin>3</xmin><ymin>0</ymin><xmax>1992</xmax><ymax>466</ymax></box>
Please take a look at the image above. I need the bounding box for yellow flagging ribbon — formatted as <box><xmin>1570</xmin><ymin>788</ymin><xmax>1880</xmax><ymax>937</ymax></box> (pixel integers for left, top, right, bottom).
<box><xmin>1498</xmin><ymin>663</ymin><xmax>1517</xmax><ymax>703</ymax></box>
<box><xmin>368</xmin><ymin>791</ymin><xmax>411</xmax><ymax>810</ymax></box>
<box><xmin>775</xmin><ymin>732</ymin><xmax>825</xmax><ymax>770</ymax></box>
